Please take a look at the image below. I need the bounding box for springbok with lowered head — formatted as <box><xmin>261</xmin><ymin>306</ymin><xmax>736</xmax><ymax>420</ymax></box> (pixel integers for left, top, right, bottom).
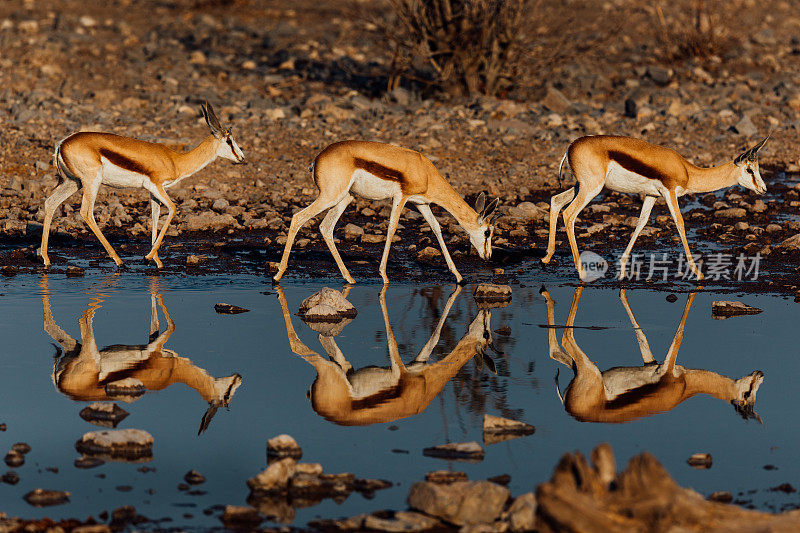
<box><xmin>541</xmin><ymin>285</ymin><xmax>764</xmax><ymax>423</ymax></box>
<box><xmin>39</xmin><ymin>102</ymin><xmax>245</xmax><ymax>268</ymax></box>
<box><xmin>273</xmin><ymin>140</ymin><xmax>499</xmax><ymax>285</ymax></box>
<box><xmin>542</xmin><ymin>135</ymin><xmax>770</xmax><ymax>281</ymax></box>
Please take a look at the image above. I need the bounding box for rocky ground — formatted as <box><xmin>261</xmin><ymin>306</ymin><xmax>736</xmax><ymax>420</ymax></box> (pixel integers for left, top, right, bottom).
<box><xmin>1</xmin><ymin>0</ymin><xmax>800</xmax><ymax>292</ymax></box>
<box><xmin>4</xmin><ymin>441</ymin><xmax>800</xmax><ymax>532</ymax></box>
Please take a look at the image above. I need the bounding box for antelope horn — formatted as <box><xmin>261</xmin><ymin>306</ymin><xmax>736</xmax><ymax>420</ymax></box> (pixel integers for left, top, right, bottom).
<box><xmin>201</xmin><ymin>101</ymin><xmax>224</xmax><ymax>136</ymax></box>
<box><xmin>748</xmin><ymin>132</ymin><xmax>771</xmax><ymax>161</ymax></box>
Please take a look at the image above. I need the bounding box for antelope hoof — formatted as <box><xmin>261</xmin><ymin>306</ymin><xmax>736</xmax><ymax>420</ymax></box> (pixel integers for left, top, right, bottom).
<box><xmin>344</xmin><ymin>276</ymin><xmax>356</xmax><ymax>285</ymax></box>
<box><xmin>541</xmin><ymin>254</ymin><xmax>553</xmax><ymax>264</ymax></box>
<box><xmin>153</xmin><ymin>257</ymin><xmax>163</xmax><ymax>269</ymax></box>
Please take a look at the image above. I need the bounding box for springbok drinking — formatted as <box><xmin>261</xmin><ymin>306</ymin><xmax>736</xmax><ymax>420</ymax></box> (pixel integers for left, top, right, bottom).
<box><xmin>273</xmin><ymin>140</ymin><xmax>499</xmax><ymax>284</ymax></box>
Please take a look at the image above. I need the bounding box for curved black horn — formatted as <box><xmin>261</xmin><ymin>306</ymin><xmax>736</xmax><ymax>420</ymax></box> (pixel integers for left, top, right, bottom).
<box><xmin>201</xmin><ymin>101</ymin><xmax>224</xmax><ymax>135</ymax></box>
<box><xmin>748</xmin><ymin>133</ymin><xmax>771</xmax><ymax>160</ymax></box>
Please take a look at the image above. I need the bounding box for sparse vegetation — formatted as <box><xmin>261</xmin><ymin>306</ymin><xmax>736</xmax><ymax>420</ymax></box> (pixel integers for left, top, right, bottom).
<box><xmin>653</xmin><ymin>0</ymin><xmax>741</xmax><ymax>60</ymax></box>
<box><xmin>380</xmin><ymin>0</ymin><xmax>529</xmax><ymax>97</ymax></box>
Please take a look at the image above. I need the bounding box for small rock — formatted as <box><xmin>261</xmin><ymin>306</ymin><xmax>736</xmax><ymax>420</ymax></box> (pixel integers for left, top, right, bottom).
<box><xmin>417</xmin><ymin>246</ymin><xmax>441</xmax><ymax>262</ymax></box>
<box><xmin>488</xmin><ymin>474</ymin><xmax>511</xmax><ymax>486</ymax></box>
<box><xmin>666</xmin><ymin>294</ymin><xmax>678</xmax><ymax>303</ymax></box>
<box><xmin>708</xmin><ymin>491</ymin><xmax>733</xmax><ymax>503</ymax></box>
<box><xmin>66</xmin><ymin>266</ymin><xmax>85</xmax><ymax>277</ymax></box>
<box><xmin>647</xmin><ymin>65</ymin><xmax>673</xmax><ymax>85</ymax></box>
<box><xmin>75</xmin><ymin>429</ymin><xmax>154</xmax><ymax>461</ymax></box>
<box><xmin>24</xmin><ymin>488</ymin><xmax>70</xmax><ymax>507</ymax></box>
<box><xmin>214</xmin><ymin>302</ymin><xmax>250</xmax><ymax>314</ymax></box>
<box><xmin>184</xmin><ymin>470</ymin><xmax>205</xmax><ymax>485</ymax></box>
<box><xmin>2</xmin><ymin>471</ymin><xmax>20</xmax><ymax>485</ymax></box>
<box><xmin>712</xmin><ymin>301</ymin><xmax>763</xmax><ymax>319</ymax></box>
<box><xmin>407</xmin><ymin>480</ymin><xmax>509</xmax><ymax>526</ymax></box>
<box><xmin>474</xmin><ymin>284</ymin><xmax>513</xmax><ymax>307</ymax></box>
<box><xmin>247</xmin><ymin>457</ymin><xmax>296</xmax><ymax>495</ymax></box>
<box><xmin>267</xmin><ymin>434</ymin><xmax>303</xmax><ymax>459</ymax></box>
<box><xmin>343</xmin><ymin>223</ymin><xmax>364</xmax><ymax>240</ymax></box>
<box><xmin>222</xmin><ymin>505</ymin><xmax>262</xmax><ymax>526</ymax></box>
<box><xmin>687</xmin><ymin>453</ymin><xmax>713</xmax><ymax>469</ymax></box>
<box><xmin>1</xmin><ymin>265</ymin><xmax>18</xmax><ymax>277</ymax></box>
<box><xmin>507</xmin><ymin>492</ymin><xmax>537</xmax><ymax>532</ymax></box>
<box><xmin>733</xmin><ymin>115</ymin><xmax>758</xmax><ymax>137</ymax></box>
<box><xmin>361</xmin><ymin>233</ymin><xmax>385</xmax><ymax>244</ymax></box>
<box><xmin>74</xmin><ymin>456</ymin><xmax>105</xmax><ymax>469</ymax></box>
<box><xmin>363</xmin><ymin>510</ymin><xmax>443</xmax><ymax>532</ymax></box>
<box><xmin>425</xmin><ymin>470</ymin><xmax>468</xmax><ymax>484</ymax></box>
<box><xmin>186</xmin><ymin>254</ymin><xmax>207</xmax><ymax>267</ymax></box>
<box><xmin>354</xmin><ymin>478</ymin><xmax>393</xmax><ymax>493</ymax></box>
<box><xmin>4</xmin><ymin>451</ymin><xmax>23</xmax><ymax>467</ymax></box>
<box><xmin>541</xmin><ymin>86</ymin><xmax>571</xmax><ymax>113</ymax></box>
<box><xmin>423</xmin><ymin>441</ymin><xmax>485</xmax><ymax>461</ymax></box>
<box><xmin>770</xmin><ymin>483</ymin><xmax>797</xmax><ymax>493</ymax></box>
<box><xmin>778</xmin><ymin>233</ymin><xmax>800</xmax><ymax>250</ymax></box>
<box><xmin>11</xmin><ymin>443</ymin><xmax>30</xmax><ymax>455</ymax></box>
<box><xmin>714</xmin><ymin>207</ymin><xmax>746</xmax><ymax>219</ymax></box>
<box><xmin>483</xmin><ymin>414</ymin><xmax>535</xmax><ymax>445</ymax></box>
<box><xmin>299</xmin><ymin>288</ymin><xmax>357</xmax><ymax>320</ymax></box>
<box><xmin>79</xmin><ymin>403</ymin><xmax>129</xmax><ymax>428</ymax></box>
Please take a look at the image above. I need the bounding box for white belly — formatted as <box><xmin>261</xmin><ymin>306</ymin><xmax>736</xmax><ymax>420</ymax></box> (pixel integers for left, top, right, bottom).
<box><xmin>605</xmin><ymin>162</ymin><xmax>663</xmax><ymax>196</ymax></box>
<box><xmin>349</xmin><ymin>169</ymin><xmax>400</xmax><ymax>200</ymax></box>
<box><xmin>101</xmin><ymin>159</ymin><xmax>149</xmax><ymax>189</ymax></box>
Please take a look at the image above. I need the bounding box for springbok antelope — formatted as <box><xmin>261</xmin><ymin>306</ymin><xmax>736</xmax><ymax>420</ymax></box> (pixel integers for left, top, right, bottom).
<box><xmin>39</xmin><ymin>102</ymin><xmax>245</xmax><ymax>268</ymax></box>
<box><xmin>273</xmin><ymin>140</ymin><xmax>499</xmax><ymax>285</ymax></box>
<box><xmin>541</xmin><ymin>286</ymin><xmax>764</xmax><ymax>423</ymax></box>
<box><xmin>42</xmin><ymin>275</ymin><xmax>242</xmax><ymax>434</ymax></box>
<box><xmin>542</xmin><ymin>135</ymin><xmax>770</xmax><ymax>280</ymax></box>
<box><xmin>276</xmin><ymin>285</ymin><xmax>496</xmax><ymax>425</ymax></box>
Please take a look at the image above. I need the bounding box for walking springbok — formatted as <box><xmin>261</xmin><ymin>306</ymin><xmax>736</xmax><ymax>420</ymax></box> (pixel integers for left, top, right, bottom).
<box><xmin>42</xmin><ymin>275</ymin><xmax>242</xmax><ymax>434</ymax></box>
<box><xmin>542</xmin><ymin>135</ymin><xmax>770</xmax><ymax>281</ymax></box>
<box><xmin>273</xmin><ymin>140</ymin><xmax>499</xmax><ymax>285</ymax></box>
<box><xmin>39</xmin><ymin>102</ymin><xmax>245</xmax><ymax>268</ymax></box>
<box><xmin>276</xmin><ymin>285</ymin><xmax>496</xmax><ymax>425</ymax></box>
<box><xmin>541</xmin><ymin>286</ymin><xmax>764</xmax><ymax>423</ymax></box>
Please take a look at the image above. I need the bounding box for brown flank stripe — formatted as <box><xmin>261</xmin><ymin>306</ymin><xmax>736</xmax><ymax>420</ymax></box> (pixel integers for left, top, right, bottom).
<box><xmin>354</xmin><ymin>157</ymin><xmax>405</xmax><ymax>183</ymax></box>
<box><xmin>608</xmin><ymin>150</ymin><xmax>671</xmax><ymax>184</ymax></box>
<box><xmin>99</xmin><ymin>148</ymin><xmax>150</xmax><ymax>176</ymax></box>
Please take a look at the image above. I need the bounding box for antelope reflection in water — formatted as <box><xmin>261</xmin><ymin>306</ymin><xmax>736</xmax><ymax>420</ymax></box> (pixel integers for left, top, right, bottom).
<box><xmin>276</xmin><ymin>286</ymin><xmax>496</xmax><ymax>426</ymax></box>
<box><xmin>41</xmin><ymin>275</ymin><xmax>242</xmax><ymax>433</ymax></box>
<box><xmin>542</xmin><ymin>286</ymin><xmax>764</xmax><ymax>423</ymax></box>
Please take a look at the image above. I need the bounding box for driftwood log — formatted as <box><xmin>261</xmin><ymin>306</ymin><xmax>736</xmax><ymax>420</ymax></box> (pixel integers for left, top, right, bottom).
<box><xmin>536</xmin><ymin>443</ymin><xmax>800</xmax><ymax>532</ymax></box>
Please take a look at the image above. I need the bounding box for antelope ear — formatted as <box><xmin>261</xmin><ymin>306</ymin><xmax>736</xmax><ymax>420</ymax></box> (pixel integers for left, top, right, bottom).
<box><xmin>733</xmin><ymin>149</ymin><xmax>749</xmax><ymax>167</ymax></box>
<box><xmin>474</xmin><ymin>192</ymin><xmax>486</xmax><ymax>215</ymax></box>
<box><xmin>483</xmin><ymin>198</ymin><xmax>500</xmax><ymax>221</ymax></box>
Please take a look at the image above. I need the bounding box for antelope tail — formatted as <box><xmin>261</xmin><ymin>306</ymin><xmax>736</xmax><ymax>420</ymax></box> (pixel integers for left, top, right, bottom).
<box><xmin>554</xmin><ymin>368</ymin><xmax>565</xmax><ymax>405</ymax></box>
<box><xmin>53</xmin><ymin>138</ymin><xmax>79</xmax><ymax>183</ymax></box>
<box><xmin>557</xmin><ymin>151</ymin><xmax>568</xmax><ymax>188</ymax></box>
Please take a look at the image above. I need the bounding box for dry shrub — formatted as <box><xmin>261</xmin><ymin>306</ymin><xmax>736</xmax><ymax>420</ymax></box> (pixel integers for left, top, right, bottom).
<box><xmin>382</xmin><ymin>0</ymin><xmax>529</xmax><ymax>97</ymax></box>
<box><xmin>654</xmin><ymin>0</ymin><xmax>742</xmax><ymax>59</ymax></box>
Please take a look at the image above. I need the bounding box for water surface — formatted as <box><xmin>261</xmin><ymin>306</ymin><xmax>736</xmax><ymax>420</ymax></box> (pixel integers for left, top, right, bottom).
<box><xmin>0</xmin><ymin>272</ymin><xmax>796</xmax><ymax>528</ymax></box>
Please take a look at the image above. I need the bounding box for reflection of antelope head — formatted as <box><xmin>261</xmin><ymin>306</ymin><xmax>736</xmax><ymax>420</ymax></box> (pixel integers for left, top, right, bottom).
<box><xmin>276</xmin><ymin>285</ymin><xmax>495</xmax><ymax>426</ymax></box>
<box><xmin>541</xmin><ymin>286</ymin><xmax>764</xmax><ymax>424</ymax></box>
<box><xmin>41</xmin><ymin>275</ymin><xmax>242</xmax><ymax>434</ymax></box>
